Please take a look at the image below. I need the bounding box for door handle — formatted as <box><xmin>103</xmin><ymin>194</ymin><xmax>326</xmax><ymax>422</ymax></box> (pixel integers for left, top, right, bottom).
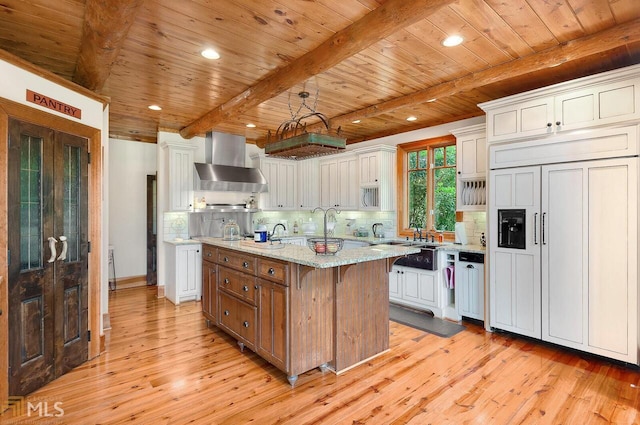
<box><xmin>47</xmin><ymin>237</ymin><xmax>58</xmax><ymax>263</ymax></box>
<box><xmin>57</xmin><ymin>236</ymin><xmax>68</xmax><ymax>261</ymax></box>
<box><xmin>533</xmin><ymin>213</ymin><xmax>538</xmax><ymax>245</ymax></box>
<box><xmin>542</xmin><ymin>212</ymin><xmax>547</xmax><ymax>245</ymax></box>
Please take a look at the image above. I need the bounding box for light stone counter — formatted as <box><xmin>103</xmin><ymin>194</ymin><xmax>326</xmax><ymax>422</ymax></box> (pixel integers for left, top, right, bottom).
<box><xmin>194</xmin><ymin>237</ymin><xmax>420</xmax><ymax>269</ymax></box>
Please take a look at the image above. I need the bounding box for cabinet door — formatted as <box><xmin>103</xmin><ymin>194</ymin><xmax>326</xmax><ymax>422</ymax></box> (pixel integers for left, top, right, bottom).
<box><xmin>458</xmin><ymin>136</ymin><xmax>486</xmax><ymax>178</ymax></box>
<box><xmin>337</xmin><ymin>156</ymin><xmax>358</xmax><ymax>209</ymax></box>
<box><xmin>488</xmin><ymin>97</ymin><xmax>554</xmax><ymax>143</ymax></box>
<box><xmin>456</xmin><ymin>263</ymin><xmax>484</xmax><ymax>320</ymax></box>
<box><xmin>276</xmin><ymin>161</ymin><xmax>297</xmax><ymax>209</ymax></box>
<box><xmin>319</xmin><ymin>160</ymin><xmax>338</xmax><ymax>208</ymax></box>
<box><xmin>389</xmin><ymin>267</ymin><xmax>401</xmax><ymax>301</ymax></box>
<box><xmin>257</xmin><ymin>279</ymin><xmax>288</xmax><ymax>372</ymax></box>
<box><xmin>202</xmin><ymin>261</ymin><xmax>217</xmax><ymax>323</ymax></box>
<box><xmin>359</xmin><ymin>152</ymin><xmax>379</xmax><ymax>185</ymax></box>
<box><xmin>489</xmin><ymin>166</ymin><xmax>541</xmax><ymax>338</ymax></box>
<box><xmin>297</xmin><ymin>158</ymin><xmax>319</xmax><ymax>209</ymax></box>
<box><xmin>168</xmin><ymin>147</ymin><xmax>194</xmax><ymax>211</ymax></box>
<box><xmin>402</xmin><ymin>268</ymin><xmax>437</xmax><ymax>307</ymax></box>
<box><xmin>176</xmin><ymin>244</ymin><xmax>202</xmax><ymax>300</ymax></box>
<box><xmin>542</xmin><ymin>158</ymin><xmax>638</xmax><ymax>362</ymax></box>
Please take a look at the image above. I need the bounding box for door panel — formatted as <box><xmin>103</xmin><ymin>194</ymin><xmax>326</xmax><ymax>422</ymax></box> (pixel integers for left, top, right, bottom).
<box><xmin>8</xmin><ymin>119</ymin><xmax>88</xmax><ymax>395</ymax></box>
<box><xmin>489</xmin><ymin>166</ymin><xmax>541</xmax><ymax>338</ymax></box>
<box><xmin>541</xmin><ymin>165</ymin><xmax>585</xmax><ymax>346</ymax></box>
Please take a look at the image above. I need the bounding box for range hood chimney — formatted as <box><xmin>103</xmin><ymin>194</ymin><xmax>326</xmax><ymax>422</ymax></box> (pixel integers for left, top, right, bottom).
<box><xmin>194</xmin><ymin>132</ymin><xmax>268</xmax><ymax>193</ymax></box>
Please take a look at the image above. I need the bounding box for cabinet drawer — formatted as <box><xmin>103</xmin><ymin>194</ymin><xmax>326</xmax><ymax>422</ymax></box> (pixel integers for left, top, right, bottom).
<box><xmin>217</xmin><ymin>248</ymin><xmax>256</xmax><ymax>274</ymax></box>
<box><xmin>203</xmin><ymin>245</ymin><xmax>217</xmax><ymax>263</ymax></box>
<box><xmin>219</xmin><ymin>292</ymin><xmax>257</xmax><ymax>348</ymax></box>
<box><xmin>258</xmin><ymin>259</ymin><xmax>289</xmax><ymax>285</ymax></box>
<box><xmin>219</xmin><ymin>266</ymin><xmax>257</xmax><ymax>304</ymax></box>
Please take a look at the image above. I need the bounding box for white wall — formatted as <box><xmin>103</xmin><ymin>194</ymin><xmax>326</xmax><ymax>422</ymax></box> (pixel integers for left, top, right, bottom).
<box><xmin>108</xmin><ymin>138</ymin><xmax>157</xmax><ymax>279</ymax></box>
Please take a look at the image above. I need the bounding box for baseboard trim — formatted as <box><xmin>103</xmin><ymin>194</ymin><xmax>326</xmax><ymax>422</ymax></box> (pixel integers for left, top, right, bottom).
<box><xmin>112</xmin><ymin>275</ymin><xmax>146</xmax><ymax>290</ymax></box>
<box><xmin>157</xmin><ymin>285</ymin><xmax>165</xmax><ymax>298</ymax></box>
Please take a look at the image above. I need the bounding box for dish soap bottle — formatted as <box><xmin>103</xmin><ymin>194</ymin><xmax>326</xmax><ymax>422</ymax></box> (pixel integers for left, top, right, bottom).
<box><xmin>293</xmin><ymin>220</ymin><xmax>299</xmax><ymax>234</ymax></box>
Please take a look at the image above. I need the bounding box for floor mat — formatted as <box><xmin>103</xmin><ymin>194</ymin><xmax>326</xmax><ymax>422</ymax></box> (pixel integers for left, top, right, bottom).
<box><xmin>389</xmin><ymin>304</ymin><xmax>465</xmax><ymax>338</ymax></box>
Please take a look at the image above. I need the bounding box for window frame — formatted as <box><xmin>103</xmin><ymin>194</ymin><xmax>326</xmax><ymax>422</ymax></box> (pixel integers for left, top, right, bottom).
<box><xmin>396</xmin><ymin>135</ymin><xmax>457</xmax><ymax>240</ymax></box>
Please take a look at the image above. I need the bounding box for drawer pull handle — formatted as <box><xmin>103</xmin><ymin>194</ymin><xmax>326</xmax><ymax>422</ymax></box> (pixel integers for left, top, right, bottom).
<box><xmin>242</xmin><ymin>285</ymin><xmax>249</xmax><ymax>292</ymax></box>
<box><xmin>254</xmin><ymin>285</ymin><xmax>258</xmax><ymax>290</ymax></box>
<box><xmin>243</xmin><ymin>321</ymin><xmax>249</xmax><ymax>328</ymax></box>
<box><xmin>223</xmin><ymin>257</ymin><xmax>229</xmax><ymax>262</ymax></box>
<box><xmin>224</xmin><ymin>278</ymin><xmax>229</xmax><ymax>284</ymax></box>
<box><xmin>243</xmin><ymin>261</ymin><xmax>249</xmax><ymax>268</ymax></box>
<box><xmin>224</xmin><ymin>310</ymin><xmax>229</xmax><ymax>316</ymax></box>
<box><xmin>207</xmin><ymin>252</ymin><xmax>212</xmax><ymax>257</ymax></box>
<box><xmin>268</xmin><ymin>267</ymin><xmax>275</xmax><ymax>275</ymax></box>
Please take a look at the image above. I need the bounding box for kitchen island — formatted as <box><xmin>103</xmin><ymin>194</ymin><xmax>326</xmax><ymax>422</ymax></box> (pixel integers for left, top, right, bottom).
<box><xmin>196</xmin><ymin>237</ymin><xmax>419</xmax><ymax>386</ymax></box>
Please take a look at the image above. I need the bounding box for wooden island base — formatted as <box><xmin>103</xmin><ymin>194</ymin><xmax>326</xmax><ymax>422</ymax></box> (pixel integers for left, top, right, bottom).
<box><xmin>201</xmin><ymin>243</ymin><xmax>393</xmax><ymax>386</ymax></box>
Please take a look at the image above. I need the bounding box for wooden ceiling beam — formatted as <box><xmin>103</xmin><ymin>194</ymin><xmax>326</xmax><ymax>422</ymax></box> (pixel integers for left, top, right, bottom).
<box><xmin>256</xmin><ymin>18</ymin><xmax>640</xmax><ymax>147</ymax></box>
<box><xmin>73</xmin><ymin>0</ymin><xmax>145</xmax><ymax>91</ymax></box>
<box><xmin>179</xmin><ymin>0</ymin><xmax>455</xmax><ymax>139</ymax></box>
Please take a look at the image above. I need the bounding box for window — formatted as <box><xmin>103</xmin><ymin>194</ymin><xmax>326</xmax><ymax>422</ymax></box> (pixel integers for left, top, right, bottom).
<box><xmin>398</xmin><ymin>136</ymin><xmax>457</xmax><ymax>235</ymax></box>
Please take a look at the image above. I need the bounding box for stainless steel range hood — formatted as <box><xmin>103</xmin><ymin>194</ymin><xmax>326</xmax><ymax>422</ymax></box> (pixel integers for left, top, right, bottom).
<box><xmin>194</xmin><ymin>132</ymin><xmax>268</xmax><ymax>193</ymax></box>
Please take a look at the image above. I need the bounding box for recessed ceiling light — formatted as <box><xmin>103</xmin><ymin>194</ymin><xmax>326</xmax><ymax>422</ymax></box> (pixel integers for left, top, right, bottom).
<box><xmin>406</xmin><ymin>116</ymin><xmax>417</xmax><ymax>121</ymax></box>
<box><xmin>352</xmin><ymin>119</ymin><xmax>361</xmax><ymax>124</ymax></box>
<box><xmin>148</xmin><ymin>105</ymin><xmax>162</xmax><ymax>111</ymax></box>
<box><xmin>442</xmin><ymin>35</ymin><xmax>463</xmax><ymax>47</ymax></box>
<box><xmin>246</xmin><ymin>123</ymin><xmax>256</xmax><ymax>128</ymax></box>
<box><xmin>201</xmin><ymin>48</ymin><xmax>220</xmax><ymax>59</ymax></box>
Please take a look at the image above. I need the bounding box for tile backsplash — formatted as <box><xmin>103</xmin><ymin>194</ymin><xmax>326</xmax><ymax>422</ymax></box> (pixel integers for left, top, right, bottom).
<box><xmin>164</xmin><ymin>211</ymin><xmax>189</xmax><ymax>240</ymax></box>
<box><xmin>460</xmin><ymin>211</ymin><xmax>486</xmax><ymax>245</ymax></box>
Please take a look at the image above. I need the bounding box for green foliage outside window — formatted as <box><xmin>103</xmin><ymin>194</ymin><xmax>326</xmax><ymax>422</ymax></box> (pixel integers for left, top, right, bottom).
<box><xmin>407</xmin><ymin>144</ymin><xmax>456</xmax><ymax>232</ymax></box>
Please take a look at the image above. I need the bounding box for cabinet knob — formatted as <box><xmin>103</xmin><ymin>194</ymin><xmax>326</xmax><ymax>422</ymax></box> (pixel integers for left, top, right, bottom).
<box><xmin>223</xmin><ymin>257</ymin><xmax>229</xmax><ymax>262</ymax></box>
<box><xmin>224</xmin><ymin>278</ymin><xmax>229</xmax><ymax>284</ymax></box>
<box><xmin>207</xmin><ymin>252</ymin><xmax>212</xmax><ymax>257</ymax></box>
<box><xmin>197</xmin><ymin>250</ymin><xmax>200</xmax><ymax>253</ymax></box>
<box><xmin>242</xmin><ymin>285</ymin><xmax>249</xmax><ymax>292</ymax></box>
<box><xmin>268</xmin><ymin>267</ymin><xmax>275</xmax><ymax>275</ymax></box>
<box><xmin>224</xmin><ymin>310</ymin><xmax>229</xmax><ymax>316</ymax></box>
<box><xmin>243</xmin><ymin>321</ymin><xmax>250</xmax><ymax>328</ymax></box>
<box><xmin>547</xmin><ymin>122</ymin><xmax>552</xmax><ymax>127</ymax></box>
<box><xmin>457</xmin><ymin>171</ymin><xmax>461</xmax><ymax>174</ymax></box>
<box><xmin>556</xmin><ymin>121</ymin><xmax>561</xmax><ymax>126</ymax></box>
<box><xmin>243</xmin><ymin>261</ymin><xmax>249</xmax><ymax>268</ymax></box>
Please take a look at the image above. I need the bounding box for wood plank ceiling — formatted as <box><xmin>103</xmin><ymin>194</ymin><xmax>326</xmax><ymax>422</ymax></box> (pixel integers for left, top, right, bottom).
<box><xmin>0</xmin><ymin>0</ymin><xmax>638</xmax><ymax>145</ymax></box>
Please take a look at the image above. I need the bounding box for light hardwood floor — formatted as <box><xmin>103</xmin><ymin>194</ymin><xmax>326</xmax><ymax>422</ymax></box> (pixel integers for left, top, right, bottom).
<box><xmin>3</xmin><ymin>286</ymin><xmax>639</xmax><ymax>424</ymax></box>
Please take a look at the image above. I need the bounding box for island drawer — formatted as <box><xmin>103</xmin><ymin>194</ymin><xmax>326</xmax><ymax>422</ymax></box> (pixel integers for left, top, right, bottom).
<box><xmin>218</xmin><ymin>266</ymin><xmax>257</xmax><ymax>304</ymax></box>
<box><xmin>219</xmin><ymin>291</ymin><xmax>257</xmax><ymax>348</ymax></box>
<box><xmin>202</xmin><ymin>245</ymin><xmax>217</xmax><ymax>263</ymax></box>
<box><xmin>257</xmin><ymin>259</ymin><xmax>289</xmax><ymax>285</ymax></box>
<box><xmin>218</xmin><ymin>248</ymin><xmax>256</xmax><ymax>274</ymax></box>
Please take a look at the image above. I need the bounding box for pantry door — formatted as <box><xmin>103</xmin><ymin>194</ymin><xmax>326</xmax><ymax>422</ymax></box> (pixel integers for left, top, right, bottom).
<box><xmin>7</xmin><ymin>119</ymin><xmax>89</xmax><ymax>395</ymax></box>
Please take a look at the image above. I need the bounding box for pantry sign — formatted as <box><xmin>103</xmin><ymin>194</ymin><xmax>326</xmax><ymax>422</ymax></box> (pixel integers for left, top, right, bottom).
<box><xmin>26</xmin><ymin>89</ymin><xmax>82</xmax><ymax>119</ymax></box>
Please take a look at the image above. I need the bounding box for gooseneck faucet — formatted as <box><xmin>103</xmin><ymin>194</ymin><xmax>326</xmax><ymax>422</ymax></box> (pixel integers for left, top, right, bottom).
<box><xmin>270</xmin><ymin>223</ymin><xmax>286</xmax><ymax>240</ymax></box>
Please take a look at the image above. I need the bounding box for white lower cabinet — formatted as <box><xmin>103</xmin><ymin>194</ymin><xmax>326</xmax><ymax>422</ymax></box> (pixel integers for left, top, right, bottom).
<box><xmin>165</xmin><ymin>242</ymin><xmax>202</xmax><ymax>305</ymax></box>
<box><xmin>489</xmin><ymin>157</ymin><xmax>638</xmax><ymax>364</ymax></box>
<box><xmin>389</xmin><ymin>265</ymin><xmax>442</xmax><ymax>317</ymax></box>
<box><xmin>455</xmin><ymin>255</ymin><xmax>485</xmax><ymax>321</ymax></box>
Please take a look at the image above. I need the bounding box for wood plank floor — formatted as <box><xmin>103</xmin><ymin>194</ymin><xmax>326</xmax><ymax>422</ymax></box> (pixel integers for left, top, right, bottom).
<box><xmin>3</xmin><ymin>286</ymin><xmax>640</xmax><ymax>424</ymax></box>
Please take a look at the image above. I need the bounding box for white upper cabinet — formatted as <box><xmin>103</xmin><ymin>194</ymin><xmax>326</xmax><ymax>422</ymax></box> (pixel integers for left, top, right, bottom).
<box><xmin>480</xmin><ymin>65</ymin><xmax>640</xmax><ymax>144</ymax></box>
<box><xmin>319</xmin><ymin>154</ymin><xmax>358</xmax><ymax>209</ymax></box>
<box><xmin>356</xmin><ymin>146</ymin><xmax>396</xmax><ymax>211</ymax></box>
<box><xmin>452</xmin><ymin>124</ymin><xmax>486</xmax><ymax>211</ymax></box>
<box><xmin>253</xmin><ymin>156</ymin><xmax>297</xmax><ymax>210</ymax></box>
<box><xmin>163</xmin><ymin>142</ymin><xmax>197</xmax><ymax>211</ymax></box>
<box><xmin>297</xmin><ymin>157</ymin><xmax>319</xmax><ymax>210</ymax></box>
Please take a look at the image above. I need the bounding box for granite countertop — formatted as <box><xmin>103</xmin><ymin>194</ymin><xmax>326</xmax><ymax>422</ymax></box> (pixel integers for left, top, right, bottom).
<box><xmin>276</xmin><ymin>234</ymin><xmax>486</xmax><ymax>254</ymax></box>
<box><xmin>194</xmin><ymin>237</ymin><xmax>420</xmax><ymax>269</ymax></box>
<box><xmin>164</xmin><ymin>239</ymin><xmax>202</xmax><ymax>246</ymax></box>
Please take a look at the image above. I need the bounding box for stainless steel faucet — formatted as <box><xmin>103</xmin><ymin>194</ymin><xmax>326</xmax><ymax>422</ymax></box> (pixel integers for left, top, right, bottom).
<box><xmin>270</xmin><ymin>223</ymin><xmax>286</xmax><ymax>240</ymax></box>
